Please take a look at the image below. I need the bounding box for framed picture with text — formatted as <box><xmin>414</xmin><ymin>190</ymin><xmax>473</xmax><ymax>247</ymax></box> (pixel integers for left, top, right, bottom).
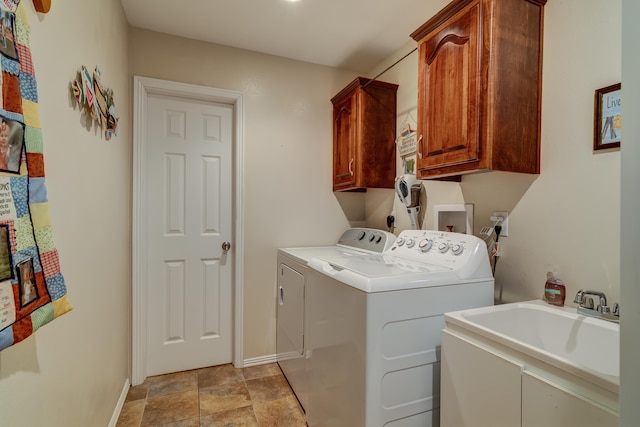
<box><xmin>594</xmin><ymin>83</ymin><xmax>621</xmax><ymax>151</ymax></box>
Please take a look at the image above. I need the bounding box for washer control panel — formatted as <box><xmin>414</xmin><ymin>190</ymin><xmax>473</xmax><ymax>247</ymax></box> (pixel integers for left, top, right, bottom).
<box><xmin>388</xmin><ymin>230</ymin><xmax>484</xmax><ymax>267</ymax></box>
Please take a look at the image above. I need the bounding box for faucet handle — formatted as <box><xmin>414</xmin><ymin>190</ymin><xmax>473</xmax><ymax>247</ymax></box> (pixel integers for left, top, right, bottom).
<box><xmin>600</xmin><ymin>302</ymin><xmax>620</xmax><ymax>322</ymax></box>
<box><xmin>601</xmin><ymin>305</ymin><xmax>611</xmax><ymax>315</ymax></box>
<box><xmin>613</xmin><ymin>303</ymin><xmax>620</xmax><ymax>316</ymax></box>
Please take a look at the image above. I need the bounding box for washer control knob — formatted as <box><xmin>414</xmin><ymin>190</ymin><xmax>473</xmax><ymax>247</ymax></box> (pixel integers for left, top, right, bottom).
<box><xmin>376</xmin><ymin>236</ymin><xmax>382</xmax><ymax>244</ymax></box>
<box><xmin>419</xmin><ymin>239</ymin><xmax>433</xmax><ymax>252</ymax></box>
<box><xmin>396</xmin><ymin>237</ymin><xmax>405</xmax><ymax>246</ymax></box>
<box><xmin>369</xmin><ymin>234</ymin><xmax>376</xmax><ymax>242</ymax></box>
<box><xmin>357</xmin><ymin>231</ymin><xmax>366</xmax><ymax>240</ymax></box>
<box><xmin>451</xmin><ymin>244</ymin><xmax>463</xmax><ymax>255</ymax></box>
<box><xmin>406</xmin><ymin>238</ymin><xmax>416</xmax><ymax>248</ymax></box>
<box><xmin>438</xmin><ymin>242</ymin><xmax>449</xmax><ymax>253</ymax></box>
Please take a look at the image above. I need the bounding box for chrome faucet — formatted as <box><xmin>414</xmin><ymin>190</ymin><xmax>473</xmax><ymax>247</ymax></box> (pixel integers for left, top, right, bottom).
<box><xmin>574</xmin><ymin>290</ymin><xmax>619</xmax><ymax>322</ymax></box>
<box><xmin>574</xmin><ymin>289</ymin><xmax>606</xmax><ymax>309</ymax></box>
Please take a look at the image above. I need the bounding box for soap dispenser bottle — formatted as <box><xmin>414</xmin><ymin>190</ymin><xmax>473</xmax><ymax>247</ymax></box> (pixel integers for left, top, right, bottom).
<box><xmin>544</xmin><ymin>272</ymin><xmax>566</xmax><ymax>307</ymax></box>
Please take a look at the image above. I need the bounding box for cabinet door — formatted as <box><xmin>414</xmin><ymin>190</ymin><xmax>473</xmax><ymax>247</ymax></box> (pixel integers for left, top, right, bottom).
<box><xmin>417</xmin><ymin>2</ymin><xmax>481</xmax><ymax>174</ymax></box>
<box><xmin>333</xmin><ymin>90</ymin><xmax>358</xmax><ymax>190</ymax></box>
<box><xmin>522</xmin><ymin>372</ymin><xmax>618</xmax><ymax>427</ymax></box>
<box><xmin>441</xmin><ymin>330</ymin><xmax>523</xmax><ymax>427</ymax></box>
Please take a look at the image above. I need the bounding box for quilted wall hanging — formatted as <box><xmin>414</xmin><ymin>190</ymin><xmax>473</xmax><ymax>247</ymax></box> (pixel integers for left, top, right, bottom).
<box><xmin>0</xmin><ymin>1</ymin><xmax>71</xmax><ymax>351</ymax></box>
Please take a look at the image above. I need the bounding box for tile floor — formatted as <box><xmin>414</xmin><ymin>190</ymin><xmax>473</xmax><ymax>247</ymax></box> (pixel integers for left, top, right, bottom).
<box><xmin>116</xmin><ymin>363</ymin><xmax>306</xmax><ymax>427</ymax></box>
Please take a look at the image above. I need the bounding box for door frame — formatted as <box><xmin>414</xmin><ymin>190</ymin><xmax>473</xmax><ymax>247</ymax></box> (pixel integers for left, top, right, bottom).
<box><xmin>131</xmin><ymin>76</ymin><xmax>244</xmax><ymax>385</ymax></box>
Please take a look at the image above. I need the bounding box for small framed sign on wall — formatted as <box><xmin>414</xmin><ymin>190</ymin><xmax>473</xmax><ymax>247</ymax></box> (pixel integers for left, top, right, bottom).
<box><xmin>594</xmin><ymin>83</ymin><xmax>621</xmax><ymax>151</ymax></box>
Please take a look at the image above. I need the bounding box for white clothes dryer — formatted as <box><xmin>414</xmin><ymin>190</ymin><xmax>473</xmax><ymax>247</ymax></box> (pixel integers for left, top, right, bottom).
<box><xmin>305</xmin><ymin>229</ymin><xmax>495</xmax><ymax>427</ymax></box>
<box><xmin>276</xmin><ymin>228</ymin><xmax>396</xmax><ymax>412</ymax></box>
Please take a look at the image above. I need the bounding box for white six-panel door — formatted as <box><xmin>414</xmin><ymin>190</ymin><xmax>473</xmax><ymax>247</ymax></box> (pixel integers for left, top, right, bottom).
<box><xmin>145</xmin><ymin>93</ymin><xmax>233</xmax><ymax>376</ymax></box>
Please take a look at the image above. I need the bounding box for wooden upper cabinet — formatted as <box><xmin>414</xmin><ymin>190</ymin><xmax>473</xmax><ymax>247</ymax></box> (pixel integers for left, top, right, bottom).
<box><xmin>332</xmin><ymin>77</ymin><xmax>398</xmax><ymax>192</ymax></box>
<box><xmin>411</xmin><ymin>0</ymin><xmax>547</xmax><ymax>179</ymax></box>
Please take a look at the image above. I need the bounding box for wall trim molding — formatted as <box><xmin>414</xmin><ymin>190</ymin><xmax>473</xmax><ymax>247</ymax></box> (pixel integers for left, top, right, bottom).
<box><xmin>108</xmin><ymin>378</ymin><xmax>130</xmax><ymax>427</ymax></box>
<box><xmin>244</xmin><ymin>354</ymin><xmax>277</xmax><ymax>367</ymax></box>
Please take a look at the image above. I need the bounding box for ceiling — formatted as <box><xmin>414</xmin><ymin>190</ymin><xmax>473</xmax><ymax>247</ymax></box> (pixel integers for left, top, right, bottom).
<box><xmin>120</xmin><ymin>0</ymin><xmax>449</xmax><ymax>73</ymax></box>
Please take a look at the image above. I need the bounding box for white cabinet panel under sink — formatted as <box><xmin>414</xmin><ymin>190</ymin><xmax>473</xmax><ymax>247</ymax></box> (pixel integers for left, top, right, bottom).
<box><xmin>442</xmin><ymin>300</ymin><xmax>619</xmax><ymax>427</ymax></box>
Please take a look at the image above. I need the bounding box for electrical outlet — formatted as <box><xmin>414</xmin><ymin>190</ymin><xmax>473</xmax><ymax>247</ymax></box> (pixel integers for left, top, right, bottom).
<box><xmin>491</xmin><ymin>211</ymin><xmax>509</xmax><ymax>237</ymax></box>
<box><xmin>387</xmin><ymin>210</ymin><xmax>397</xmax><ymax>231</ymax></box>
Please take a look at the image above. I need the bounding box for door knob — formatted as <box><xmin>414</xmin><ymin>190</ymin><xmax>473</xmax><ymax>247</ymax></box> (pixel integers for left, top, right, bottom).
<box><xmin>222</xmin><ymin>242</ymin><xmax>231</xmax><ymax>251</ymax></box>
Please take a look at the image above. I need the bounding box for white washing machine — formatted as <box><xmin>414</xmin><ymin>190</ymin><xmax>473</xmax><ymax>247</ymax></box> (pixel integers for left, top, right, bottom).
<box><xmin>277</xmin><ymin>228</ymin><xmax>396</xmax><ymax>412</ymax></box>
<box><xmin>305</xmin><ymin>229</ymin><xmax>494</xmax><ymax>427</ymax></box>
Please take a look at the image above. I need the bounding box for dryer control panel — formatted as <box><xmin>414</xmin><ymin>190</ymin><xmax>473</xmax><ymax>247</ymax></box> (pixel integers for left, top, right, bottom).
<box><xmin>336</xmin><ymin>227</ymin><xmax>396</xmax><ymax>253</ymax></box>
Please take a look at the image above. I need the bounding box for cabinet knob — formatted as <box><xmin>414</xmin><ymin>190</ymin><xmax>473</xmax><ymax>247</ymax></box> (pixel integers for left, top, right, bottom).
<box><xmin>349</xmin><ymin>158</ymin><xmax>354</xmax><ymax>176</ymax></box>
<box><xmin>417</xmin><ymin>134</ymin><xmax>423</xmax><ymax>159</ymax></box>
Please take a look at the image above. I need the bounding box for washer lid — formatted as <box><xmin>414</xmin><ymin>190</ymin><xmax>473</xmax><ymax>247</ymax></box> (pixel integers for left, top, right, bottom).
<box><xmin>318</xmin><ymin>254</ymin><xmax>451</xmax><ymax>277</ymax></box>
<box><xmin>307</xmin><ymin>254</ymin><xmax>487</xmax><ymax>293</ymax></box>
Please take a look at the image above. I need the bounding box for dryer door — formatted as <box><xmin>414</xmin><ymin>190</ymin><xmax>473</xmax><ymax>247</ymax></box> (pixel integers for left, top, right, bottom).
<box><xmin>277</xmin><ymin>262</ymin><xmax>305</xmax><ymax>357</ymax></box>
<box><xmin>277</xmin><ymin>261</ymin><xmax>308</xmax><ymax>411</ymax></box>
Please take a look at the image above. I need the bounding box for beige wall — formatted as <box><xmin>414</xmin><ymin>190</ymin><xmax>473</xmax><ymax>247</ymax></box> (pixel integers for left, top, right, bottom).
<box><xmin>0</xmin><ymin>1</ymin><xmax>131</xmax><ymax>426</ymax></box>
<box><xmin>481</xmin><ymin>0</ymin><xmax>621</xmax><ymax>305</ymax></box>
<box><xmin>0</xmin><ymin>0</ymin><xmax>627</xmax><ymax>424</ymax></box>
<box><xmin>129</xmin><ymin>28</ymin><xmax>364</xmax><ymax>359</ymax></box>
<box><xmin>368</xmin><ymin>0</ymin><xmax>622</xmax><ymax>307</ymax></box>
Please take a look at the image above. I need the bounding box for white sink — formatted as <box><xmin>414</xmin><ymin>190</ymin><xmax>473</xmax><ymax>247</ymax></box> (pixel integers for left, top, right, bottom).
<box><xmin>445</xmin><ymin>299</ymin><xmax>619</xmax><ymax>392</ymax></box>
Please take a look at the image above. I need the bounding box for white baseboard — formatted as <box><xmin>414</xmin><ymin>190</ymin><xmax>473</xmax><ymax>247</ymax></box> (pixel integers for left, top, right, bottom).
<box><xmin>108</xmin><ymin>378</ymin><xmax>131</xmax><ymax>427</ymax></box>
<box><xmin>243</xmin><ymin>354</ymin><xmax>277</xmax><ymax>367</ymax></box>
